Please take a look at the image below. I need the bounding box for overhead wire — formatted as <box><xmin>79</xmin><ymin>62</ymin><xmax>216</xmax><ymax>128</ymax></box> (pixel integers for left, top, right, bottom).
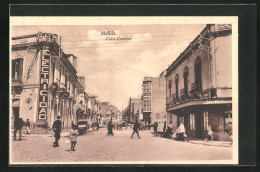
<box><xmin>69</xmin><ymin>49</ymin><xmax>144</xmax><ymax>79</ymax></box>
<box><xmin>82</xmin><ymin>50</ymin><xmax>149</xmax><ymax>76</ymax></box>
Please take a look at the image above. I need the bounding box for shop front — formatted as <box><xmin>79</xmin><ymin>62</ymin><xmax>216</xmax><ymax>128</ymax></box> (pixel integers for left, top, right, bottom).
<box><xmin>167</xmin><ymin>98</ymin><xmax>232</xmax><ymax>141</ymax></box>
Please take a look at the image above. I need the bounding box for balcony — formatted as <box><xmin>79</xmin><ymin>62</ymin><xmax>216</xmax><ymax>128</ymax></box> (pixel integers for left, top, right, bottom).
<box><xmin>180</xmin><ymin>88</ymin><xmax>189</xmax><ymax>101</ymax></box>
<box><xmin>172</xmin><ymin>93</ymin><xmax>180</xmax><ymax>104</ymax></box>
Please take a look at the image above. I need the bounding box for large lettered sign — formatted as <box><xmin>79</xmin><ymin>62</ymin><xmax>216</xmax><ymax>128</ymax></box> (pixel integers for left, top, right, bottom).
<box><xmin>38</xmin><ymin>48</ymin><xmax>50</xmax><ymax>120</ymax></box>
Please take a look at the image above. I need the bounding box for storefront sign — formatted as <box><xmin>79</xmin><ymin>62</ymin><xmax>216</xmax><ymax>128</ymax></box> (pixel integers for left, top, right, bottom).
<box><xmin>38</xmin><ymin>48</ymin><xmax>50</xmax><ymax>120</ymax></box>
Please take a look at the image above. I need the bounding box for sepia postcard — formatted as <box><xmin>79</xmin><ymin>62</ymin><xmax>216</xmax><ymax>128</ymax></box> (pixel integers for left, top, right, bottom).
<box><xmin>9</xmin><ymin>16</ymin><xmax>238</xmax><ymax>165</ymax></box>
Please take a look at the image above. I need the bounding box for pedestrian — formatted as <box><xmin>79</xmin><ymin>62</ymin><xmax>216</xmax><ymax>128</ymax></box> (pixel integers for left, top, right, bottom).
<box><xmin>24</xmin><ymin>119</ymin><xmax>31</xmax><ymax>134</ymax></box>
<box><xmin>153</xmin><ymin>121</ymin><xmax>158</xmax><ymax>136</ymax></box>
<box><xmin>131</xmin><ymin>119</ymin><xmax>141</xmax><ymax>139</ymax></box>
<box><xmin>52</xmin><ymin>116</ymin><xmax>62</xmax><ymax>147</ymax></box>
<box><xmin>96</xmin><ymin>122</ymin><xmax>99</xmax><ymax>131</ymax></box>
<box><xmin>165</xmin><ymin>122</ymin><xmax>173</xmax><ymax>138</ymax></box>
<box><xmin>175</xmin><ymin>122</ymin><xmax>185</xmax><ymax>141</ymax></box>
<box><xmin>89</xmin><ymin>120</ymin><xmax>92</xmax><ymax>131</ymax></box>
<box><xmin>204</xmin><ymin>125</ymin><xmax>213</xmax><ymax>142</ymax></box>
<box><xmin>227</xmin><ymin>122</ymin><xmax>232</xmax><ymax>143</ymax></box>
<box><xmin>13</xmin><ymin>116</ymin><xmax>24</xmax><ymax>141</ymax></box>
<box><xmin>68</xmin><ymin>123</ymin><xmax>79</xmax><ymax>152</ymax></box>
<box><xmin>107</xmin><ymin>119</ymin><xmax>114</xmax><ymax>136</ymax></box>
<box><xmin>163</xmin><ymin>121</ymin><xmax>166</xmax><ymax>134</ymax></box>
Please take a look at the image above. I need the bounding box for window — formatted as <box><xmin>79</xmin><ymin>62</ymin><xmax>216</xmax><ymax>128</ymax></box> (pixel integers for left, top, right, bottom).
<box><xmin>203</xmin><ymin>111</ymin><xmax>208</xmax><ymax>130</ymax></box>
<box><xmin>168</xmin><ymin>80</ymin><xmax>172</xmax><ymax>101</ymax></box>
<box><xmin>65</xmin><ymin>74</ymin><xmax>67</xmax><ymax>90</ymax></box>
<box><xmin>12</xmin><ymin>58</ymin><xmax>23</xmax><ymax>80</ymax></box>
<box><xmin>189</xmin><ymin>113</ymin><xmax>195</xmax><ymax>130</ymax></box>
<box><xmin>59</xmin><ymin>67</ymin><xmax>62</xmax><ymax>86</ymax></box>
<box><xmin>156</xmin><ymin>113</ymin><xmax>160</xmax><ymax>119</ymax></box>
<box><xmin>175</xmin><ymin>74</ymin><xmax>179</xmax><ymax>99</ymax></box>
<box><xmin>194</xmin><ymin>57</ymin><xmax>202</xmax><ymax>91</ymax></box>
<box><xmin>183</xmin><ymin>67</ymin><xmax>189</xmax><ymax>97</ymax></box>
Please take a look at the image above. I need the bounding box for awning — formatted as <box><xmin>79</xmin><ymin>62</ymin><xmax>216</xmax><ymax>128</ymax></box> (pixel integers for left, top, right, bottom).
<box><xmin>12</xmin><ymin>99</ymin><xmax>20</xmax><ymax>107</ymax></box>
<box><xmin>167</xmin><ymin>98</ymin><xmax>232</xmax><ymax>112</ymax></box>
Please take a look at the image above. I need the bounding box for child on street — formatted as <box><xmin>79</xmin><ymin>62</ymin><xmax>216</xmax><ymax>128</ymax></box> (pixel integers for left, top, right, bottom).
<box><xmin>69</xmin><ymin>124</ymin><xmax>79</xmax><ymax>152</ymax></box>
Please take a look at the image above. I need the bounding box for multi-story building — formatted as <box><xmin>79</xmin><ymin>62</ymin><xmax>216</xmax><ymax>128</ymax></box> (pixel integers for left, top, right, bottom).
<box><xmin>123</xmin><ymin>98</ymin><xmax>132</xmax><ymax>123</ymax></box>
<box><xmin>165</xmin><ymin>24</ymin><xmax>232</xmax><ymax>141</ymax></box>
<box><xmin>130</xmin><ymin>98</ymin><xmax>143</xmax><ymax>122</ymax></box>
<box><xmin>89</xmin><ymin>96</ymin><xmax>99</xmax><ymax>123</ymax></box>
<box><xmin>11</xmin><ymin>32</ymin><xmax>84</xmax><ymax>132</ymax></box>
<box><xmin>142</xmin><ymin>70</ymin><xmax>167</xmax><ymax>126</ymax></box>
<box><xmin>77</xmin><ymin>91</ymin><xmax>90</xmax><ymax>120</ymax></box>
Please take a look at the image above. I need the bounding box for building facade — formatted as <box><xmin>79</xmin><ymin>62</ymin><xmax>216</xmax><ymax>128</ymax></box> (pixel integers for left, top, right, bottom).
<box><xmin>130</xmin><ymin>98</ymin><xmax>143</xmax><ymax>122</ymax></box>
<box><xmin>11</xmin><ymin>32</ymin><xmax>84</xmax><ymax>132</ymax></box>
<box><xmin>165</xmin><ymin>24</ymin><xmax>232</xmax><ymax>141</ymax></box>
<box><xmin>142</xmin><ymin>71</ymin><xmax>167</xmax><ymax>126</ymax></box>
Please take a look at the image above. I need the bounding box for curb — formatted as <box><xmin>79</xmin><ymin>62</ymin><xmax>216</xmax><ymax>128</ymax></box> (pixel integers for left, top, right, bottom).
<box><xmin>188</xmin><ymin>141</ymin><xmax>232</xmax><ymax>147</ymax></box>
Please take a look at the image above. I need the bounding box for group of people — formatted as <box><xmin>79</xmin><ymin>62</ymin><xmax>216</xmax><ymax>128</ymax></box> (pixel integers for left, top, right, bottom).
<box><xmin>13</xmin><ymin>116</ymin><xmax>31</xmax><ymax>141</ymax></box>
<box><xmin>52</xmin><ymin>116</ymin><xmax>79</xmax><ymax>152</ymax></box>
<box><xmin>107</xmin><ymin>118</ymin><xmax>141</xmax><ymax>139</ymax></box>
<box><xmin>153</xmin><ymin>121</ymin><xmax>233</xmax><ymax>143</ymax></box>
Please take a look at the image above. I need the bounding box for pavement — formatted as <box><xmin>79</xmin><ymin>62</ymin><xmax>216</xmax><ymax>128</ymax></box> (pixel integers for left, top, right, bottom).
<box><xmin>10</xmin><ymin>128</ymin><xmax>233</xmax><ymax>163</ymax></box>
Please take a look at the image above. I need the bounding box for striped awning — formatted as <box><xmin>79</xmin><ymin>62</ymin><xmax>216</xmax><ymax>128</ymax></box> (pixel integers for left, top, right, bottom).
<box><xmin>167</xmin><ymin>98</ymin><xmax>232</xmax><ymax>112</ymax></box>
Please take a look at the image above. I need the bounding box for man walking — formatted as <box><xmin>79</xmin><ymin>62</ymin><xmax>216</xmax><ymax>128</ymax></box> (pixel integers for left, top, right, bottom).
<box><xmin>131</xmin><ymin>119</ymin><xmax>141</xmax><ymax>139</ymax></box>
<box><xmin>107</xmin><ymin>119</ymin><xmax>114</xmax><ymax>136</ymax></box>
<box><xmin>153</xmin><ymin>121</ymin><xmax>158</xmax><ymax>136</ymax></box>
<box><xmin>52</xmin><ymin>116</ymin><xmax>62</xmax><ymax>147</ymax></box>
<box><xmin>96</xmin><ymin>122</ymin><xmax>99</xmax><ymax>131</ymax></box>
<box><xmin>13</xmin><ymin>116</ymin><xmax>24</xmax><ymax>141</ymax></box>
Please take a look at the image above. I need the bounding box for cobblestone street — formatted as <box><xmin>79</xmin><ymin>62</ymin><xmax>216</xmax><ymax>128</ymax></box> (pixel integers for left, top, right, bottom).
<box><xmin>11</xmin><ymin>128</ymin><xmax>232</xmax><ymax>163</ymax></box>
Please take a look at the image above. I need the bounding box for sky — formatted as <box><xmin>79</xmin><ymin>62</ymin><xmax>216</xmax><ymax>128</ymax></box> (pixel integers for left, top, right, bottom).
<box><xmin>12</xmin><ymin>24</ymin><xmax>205</xmax><ymax>110</ymax></box>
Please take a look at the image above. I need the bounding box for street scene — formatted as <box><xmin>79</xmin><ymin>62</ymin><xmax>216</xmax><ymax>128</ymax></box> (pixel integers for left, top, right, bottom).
<box><xmin>11</xmin><ymin>127</ymin><xmax>232</xmax><ymax>163</ymax></box>
<box><xmin>10</xmin><ymin>17</ymin><xmax>235</xmax><ymax>164</ymax></box>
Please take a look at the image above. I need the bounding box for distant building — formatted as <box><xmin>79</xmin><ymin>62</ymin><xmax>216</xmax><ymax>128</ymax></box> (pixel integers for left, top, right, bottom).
<box><xmin>142</xmin><ymin>70</ymin><xmax>167</xmax><ymax>126</ymax></box>
<box><xmin>165</xmin><ymin>24</ymin><xmax>232</xmax><ymax>141</ymax></box>
<box><xmin>78</xmin><ymin>76</ymin><xmax>85</xmax><ymax>91</ymax></box>
<box><xmin>130</xmin><ymin>98</ymin><xmax>143</xmax><ymax>122</ymax></box>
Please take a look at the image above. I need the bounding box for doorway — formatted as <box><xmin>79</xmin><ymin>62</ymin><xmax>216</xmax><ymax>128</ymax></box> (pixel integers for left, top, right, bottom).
<box><xmin>195</xmin><ymin>112</ymin><xmax>203</xmax><ymax>139</ymax></box>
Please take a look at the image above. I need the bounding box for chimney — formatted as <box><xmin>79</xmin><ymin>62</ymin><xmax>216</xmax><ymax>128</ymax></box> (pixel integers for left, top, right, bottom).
<box><xmin>68</xmin><ymin>54</ymin><xmax>77</xmax><ymax>71</ymax></box>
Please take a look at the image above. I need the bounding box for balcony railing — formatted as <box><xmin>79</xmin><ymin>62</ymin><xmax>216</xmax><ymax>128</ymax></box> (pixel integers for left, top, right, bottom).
<box><xmin>172</xmin><ymin>93</ymin><xmax>177</xmax><ymax>104</ymax></box>
<box><xmin>180</xmin><ymin>88</ymin><xmax>189</xmax><ymax>101</ymax></box>
<box><xmin>190</xmin><ymin>82</ymin><xmax>202</xmax><ymax>99</ymax></box>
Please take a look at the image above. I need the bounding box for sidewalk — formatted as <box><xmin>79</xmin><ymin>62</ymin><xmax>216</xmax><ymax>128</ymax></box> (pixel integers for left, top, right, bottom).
<box><xmin>11</xmin><ymin>127</ymin><xmax>98</xmax><ymax>138</ymax></box>
<box><xmin>188</xmin><ymin>140</ymin><xmax>232</xmax><ymax>147</ymax></box>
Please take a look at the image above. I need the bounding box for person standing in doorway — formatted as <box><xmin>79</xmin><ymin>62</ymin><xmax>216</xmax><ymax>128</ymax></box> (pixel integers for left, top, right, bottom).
<box><xmin>25</xmin><ymin>119</ymin><xmax>31</xmax><ymax>134</ymax></box>
<box><xmin>52</xmin><ymin>116</ymin><xmax>62</xmax><ymax>147</ymax></box>
<box><xmin>131</xmin><ymin>119</ymin><xmax>141</xmax><ymax>139</ymax></box>
<box><xmin>13</xmin><ymin>116</ymin><xmax>24</xmax><ymax>141</ymax></box>
<box><xmin>227</xmin><ymin>122</ymin><xmax>232</xmax><ymax>143</ymax></box>
<box><xmin>204</xmin><ymin>125</ymin><xmax>213</xmax><ymax>142</ymax></box>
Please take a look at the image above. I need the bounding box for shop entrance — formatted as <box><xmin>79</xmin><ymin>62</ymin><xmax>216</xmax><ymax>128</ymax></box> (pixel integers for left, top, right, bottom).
<box><xmin>12</xmin><ymin>107</ymin><xmax>20</xmax><ymax>118</ymax></box>
<box><xmin>195</xmin><ymin>112</ymin><xmax>204</xmax><ymax>139</ymax></box>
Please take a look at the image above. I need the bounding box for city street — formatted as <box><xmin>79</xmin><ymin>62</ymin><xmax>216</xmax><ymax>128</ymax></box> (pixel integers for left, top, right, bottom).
<box><xmin>11</xmin><ymin>128</ymin><xmax>232</xmax><ymax>163</ymax></box>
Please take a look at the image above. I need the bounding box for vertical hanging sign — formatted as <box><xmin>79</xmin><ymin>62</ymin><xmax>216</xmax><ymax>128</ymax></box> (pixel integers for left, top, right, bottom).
<box><xmin>38</xmin><ymin>48</ymin><xmax>50</xmax><ymax>120</ymax></box>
